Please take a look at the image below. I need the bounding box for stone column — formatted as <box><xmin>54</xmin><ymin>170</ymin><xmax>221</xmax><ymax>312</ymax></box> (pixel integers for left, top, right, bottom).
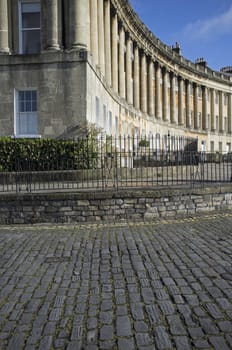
<box><xmin>228</xmin><ymin>93</ymin><xmax>232</xmax><ymax>133</ymax></box>
<box><xmin>46</xmin><ymin>0</ymin><xmax>60</xmax><ymax>50</ymax></box>
<box><xmin>90</xmin><ymin>0</ymin><xmax>98</xmax><ymax>63</ymax></box>
<box><xmin>202</xmin><ymin>86</ymin><xmax>208</xmax><ymax>130</ymax></box>
<box><xmin>162</xmin><ymin>67</ymin><xmax>168</xmax><ymax>121</ymax></box>
<box><xmin>111</xmin><ymin>11</ymin><xmax>118</xmax><ymax>92</ymax></box>
<box><xmin>210</xmin><ymin>89</ymin><xmax>216</xmax><ymax>131</ymax></box>
<box><xmin>194</xmin><ymin>84</ymin><xmax>199</xmax><ymax>129</ymax></box>
<box><xmin>185</xmin><ymin>80</ymin><xmax>191</xmax><ymax>128</ymax></box>
<box><xmin>0</xmin><ymin>0</ymin><xmax>9</xmax><ymax>53</ymax></box>
<box><xmin>119</xmin><ymin>26</ymin><xmax>125</xmax><ymax>99</ymax></box>
<box><xmin>141</xmin><ymin>52</ymin><xmax>147</xmax><ymax>113</ymax></box>
<box><xmin>133</xmin><ymin>45</ymin><xmax>140</xmax><ymax>109</ymax></box>
<box><xmin>104</xmin><ymin>0</ymin><xmax>111</xmax><ymax>85</ymax></box>
<box><xmin>178</xmin><ymin>76</ymin><xmax>184</xmax><ymax>125</ymax></box>
<box><xmin>148</xmin><ymin>60</ymin><xmax>155</xmax><ymax>116</ymax></box>
<box><xmin>219</xmin><ymin>91</ymin><xmax>224</xmax><ymax>132</ymax></box>
<box><xmin>86</xmin><ymin>0</ymin><xmax>90</xmax><ymax>50</ymax></box>
<box><xmin>155</xmin><ymin>63</ymin><xmax>161</xmax><ymax>119</ymax></box>
<box><xmin>170</xmin><ymin>72</ymin><xmax>176</xmax><ymax>124</ymax></box>
<box><xmin>70</xmin><ymin>0</ymin><xmax>89</xmax><ymax>49</ymax></box>
<box><xmin>98</xmin><ymin>0</ymin><xmax>105</xmax><ymax>75</ymax></box>
<box><xmin>126</xmin><ymin>36</ymin><xmax>133</xmax><ymax>105</ymax></box>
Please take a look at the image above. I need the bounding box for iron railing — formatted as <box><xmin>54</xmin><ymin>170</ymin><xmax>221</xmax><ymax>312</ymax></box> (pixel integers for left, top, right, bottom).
<box><xmin>0</xmin><ymin>136</ymin><xmax>231</xmax><ymax>193</ymax></box>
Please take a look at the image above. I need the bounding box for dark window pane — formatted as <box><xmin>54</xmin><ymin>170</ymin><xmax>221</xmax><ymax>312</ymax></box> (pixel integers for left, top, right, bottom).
<box><xmin>25</xmin><ymin>90</ymin><xmax>32</xmax><ymax>101</ymax></box>
<box><xmin>32</xmin><ymin>101</ymin><xmax>37</xmax><ymax>112</ymax></box>
<box><xmin>22</xmin><ymin>3</ymin><xmax>40</xmax><ymax>13</ymax></box>
<box><xmin>18</xmin><ymin>91</ymin><xmax>25</xmax><ymax>100</ymax></box>
<box><xmin>19</xmin><ymin>101</ymin><xmax>25</xmax><ymax>112</ymax></box>
<box><xmin>22</xmin><ymin>12</ymin><xmax>40</xmax><ymax>29</ymax></box>
<box><xmin>22</xmin><ymin>30</ymin><xmax>40</xmax><ymax>54</ymax></box>
<box><xmin>31</xmin><ymin>90</ymin><xmax>37</xmax><ymax>101</ymax></box>
<box><xmin>26</xmin><ymin>101</ymin><xmax>31</xmax><ymax>112</ymax></box>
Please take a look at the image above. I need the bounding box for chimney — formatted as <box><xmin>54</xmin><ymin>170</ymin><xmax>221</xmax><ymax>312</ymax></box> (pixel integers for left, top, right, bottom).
<box><xmin>220</xmin><ymin>66</ymin><xmax>232</xmax><ymax>75</ymax></box>
<box><xmin>172</xmin><ymin>42</ymin><xmax>181</xmax><ymax>55</ymax></box>
<box><xmin>195</xmin><ymin>57</ymin><xmax>207</xmax><ymax>68</ymax></box>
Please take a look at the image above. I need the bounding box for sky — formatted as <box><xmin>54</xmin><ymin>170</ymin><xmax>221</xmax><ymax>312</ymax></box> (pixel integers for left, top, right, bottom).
<box><xmin>129</xmin><ymin>0</ymin><xmax>232</xmax><ymax>72</ymax></box>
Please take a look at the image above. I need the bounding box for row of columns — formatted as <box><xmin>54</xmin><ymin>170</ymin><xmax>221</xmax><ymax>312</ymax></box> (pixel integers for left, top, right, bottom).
<box><xmin>0</xmin><ymin>0</ymin><xmax>231</xmax><ymax>134</ymax></box>
<box><xmin>46</xmin><ymin>0</ymin><xmax>89</xmax><ymax>50</ymax></box>
<box><xmin>87</xmin><ymin>0</ymin><xmax>232</xmax><ymax>135</ymax></box>
<box><xmin>0</xmin><ymin>0</ymin><xmax>89</xmax><ymax>53</ymax></box>
<box><xmin>88</xmin><ymin>1</ymin><xmax>232</xmax><ymax>134</ymax></box>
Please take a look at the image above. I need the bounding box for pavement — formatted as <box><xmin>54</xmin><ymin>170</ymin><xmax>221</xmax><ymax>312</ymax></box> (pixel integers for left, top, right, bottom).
<box><xmin>0</xmin><ymin>213</ymin><xmax>232</xmax><ymax>350</ymax></box>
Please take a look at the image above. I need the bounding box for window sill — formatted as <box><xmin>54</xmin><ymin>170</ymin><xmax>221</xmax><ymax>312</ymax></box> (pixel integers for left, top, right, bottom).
<box><xmin>12</xmin><ymin>135</ymin><xmax>42</xmax><ymax>139</ymax></box>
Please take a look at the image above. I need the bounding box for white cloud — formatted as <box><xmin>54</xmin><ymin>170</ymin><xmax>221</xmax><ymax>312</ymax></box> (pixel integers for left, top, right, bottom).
<box><xmin>183</xmin><ymin>5</ymin><xmax>232</xmax><ymax>40</ymax></box>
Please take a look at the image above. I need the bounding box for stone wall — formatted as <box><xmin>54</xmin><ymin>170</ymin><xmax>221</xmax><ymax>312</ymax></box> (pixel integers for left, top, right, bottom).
<box><xmin>0</xmin><ymin>186</ymin><xmax>232</xmax><ymax>225</ymax></box>
<box><xmin>0</xmin><ymin>51</ymin><xmax>87</xmax><ymax>138</ymax></box>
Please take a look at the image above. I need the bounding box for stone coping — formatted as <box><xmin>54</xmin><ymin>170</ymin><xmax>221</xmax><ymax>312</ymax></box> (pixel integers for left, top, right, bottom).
<box><xmin>0</xmin><ymin>184</ymin><xmax>232</xmax><ymax>201</ymax></box>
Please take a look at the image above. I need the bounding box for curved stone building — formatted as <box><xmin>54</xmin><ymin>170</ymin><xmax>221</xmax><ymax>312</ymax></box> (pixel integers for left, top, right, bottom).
<box><xmin>0</xmin><ymin>0</ymin><xmax>232</xmax><ymax>152</ymax></box>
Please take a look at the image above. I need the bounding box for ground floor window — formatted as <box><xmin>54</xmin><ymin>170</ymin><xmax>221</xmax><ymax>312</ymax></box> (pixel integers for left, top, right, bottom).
<box><xmin>15</xmin><ymin>89</ymin><xmax>38</xmax><ymax>137</ymax></box>
<box><xmin>210</xmin><ymin>141</ymin><xmax>214</xmax><ymax>152</ymax></box>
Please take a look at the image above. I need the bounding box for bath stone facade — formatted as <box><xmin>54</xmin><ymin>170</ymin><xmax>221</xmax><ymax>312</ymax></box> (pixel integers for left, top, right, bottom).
<box><xmin>0</xmin><ymin>0</ymin><xmax>232</xmax><ymax>153</ymax></box>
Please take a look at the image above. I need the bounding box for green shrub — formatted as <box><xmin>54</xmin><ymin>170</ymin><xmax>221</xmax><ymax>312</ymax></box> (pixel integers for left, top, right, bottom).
<box><xmin>139</xmin><ymin>139</ymin><xmax>149</xmax><ymax>148</ymax></box>
<box><xmin>0</xmin><ymin>137</ymin><xmax>98</xmax><ymax>172</ymax></box>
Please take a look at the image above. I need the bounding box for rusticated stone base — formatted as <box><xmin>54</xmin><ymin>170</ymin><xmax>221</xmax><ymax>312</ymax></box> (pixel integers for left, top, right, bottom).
<box><xmin>0</xmin><ymin>186</ymin><xmax>232</xmax><ymax>225</ymax></box>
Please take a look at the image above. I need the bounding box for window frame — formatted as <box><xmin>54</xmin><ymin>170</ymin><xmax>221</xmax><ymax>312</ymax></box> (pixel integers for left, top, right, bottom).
<box><xmin>18</xmin><ymin>0</ymin><xmax>41</xmax><ymax>54</ymax></box>
<box><xmin>14</xmin><ymin>88</ymin><xmax>40</xmax><ymax>138</ymax></box>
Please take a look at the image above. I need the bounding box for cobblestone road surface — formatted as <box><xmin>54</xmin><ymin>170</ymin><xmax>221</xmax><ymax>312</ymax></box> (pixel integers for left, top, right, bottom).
<box><xmin>0</xmin><ymin>213</ymin><xmax>232</xmax><ymax>350</ymax></box>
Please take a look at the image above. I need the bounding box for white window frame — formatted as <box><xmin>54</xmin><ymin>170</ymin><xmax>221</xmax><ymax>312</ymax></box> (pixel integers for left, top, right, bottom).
<box><xmin>18</xmin><ymin>0</ymin><xmax>41</xmax><ymax>54</ymax></box>
<box><xmin>14</xmin><ymin>88</ymin><xmax>40</xmax><ymax>138</ymax></box>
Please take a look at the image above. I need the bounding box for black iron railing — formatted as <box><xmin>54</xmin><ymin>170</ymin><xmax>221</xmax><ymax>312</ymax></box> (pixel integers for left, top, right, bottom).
<box><xmin>0</xmin><ymin>136</ymin><xmax>231</xmax><ymax>193</ymax></box>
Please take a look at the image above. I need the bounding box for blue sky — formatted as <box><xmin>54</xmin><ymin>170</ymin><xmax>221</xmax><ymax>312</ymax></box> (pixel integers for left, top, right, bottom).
<box><xmin>129</xmin><ymin>0</ymin><xmax>232</xmax><ymax>72</ymax></box>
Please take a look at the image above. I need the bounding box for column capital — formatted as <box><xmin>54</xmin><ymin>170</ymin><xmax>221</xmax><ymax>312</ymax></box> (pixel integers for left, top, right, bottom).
<box><xmin>111</xmin><ymin>7</ymin><xmax>118</xmax><ymax>17</ymax></box>
<box><xmin>125</xmin><ymin>31</ymin><xmax>132</xmax><ymax>41</ymax></box>
<box><xmin>155</xmin><ymin>61</ymin><xmax>161</xmax><ymax>69</ymax></box>
<box><xmin>161</xmin><ymin>65</ymin><xmax>167</xmax><ymax>73</ymax></box>
<box><xmin>148</xmin><ymin>58</ymin><xmax>154</xmax><ymax>68</ymax></box>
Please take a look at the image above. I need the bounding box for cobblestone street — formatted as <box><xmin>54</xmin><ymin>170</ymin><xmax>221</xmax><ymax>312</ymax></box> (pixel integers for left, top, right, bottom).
<box><xmin>0</xmin><ymin>213</ymin><xmax>232</xmax><ymax>350</ymax></box>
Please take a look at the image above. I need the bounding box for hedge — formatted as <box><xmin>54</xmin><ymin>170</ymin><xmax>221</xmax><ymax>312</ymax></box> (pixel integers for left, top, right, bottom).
<box><xmin>0</xmin><ymin>137</ymin><xmax>98</xmax><ymax>172</ymax></box>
